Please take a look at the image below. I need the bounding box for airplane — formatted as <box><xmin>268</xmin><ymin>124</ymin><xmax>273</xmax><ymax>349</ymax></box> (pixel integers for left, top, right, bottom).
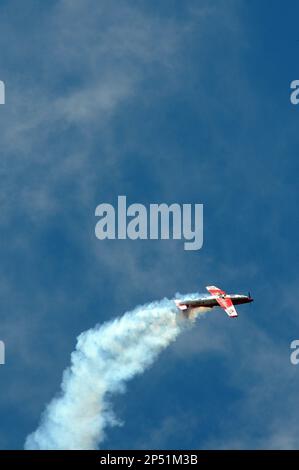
<box><xmin>174</xmin><ymin>285</ymin><xmax>253</xmax><ymax>318</ymax></box>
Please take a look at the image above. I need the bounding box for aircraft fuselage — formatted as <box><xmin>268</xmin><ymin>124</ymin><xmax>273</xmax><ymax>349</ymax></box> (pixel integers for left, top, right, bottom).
<box><xmin>176</xmin><ymin>294</ymin><xmax>253</xmax><ymax>310</ymax></box>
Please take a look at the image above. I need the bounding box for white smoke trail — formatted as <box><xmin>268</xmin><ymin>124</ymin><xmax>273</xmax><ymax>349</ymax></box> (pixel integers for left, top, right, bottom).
<box><xmin>25</xmin><ymin>295</ymin><xmax>207</xmax><ymax>450</ymax></box>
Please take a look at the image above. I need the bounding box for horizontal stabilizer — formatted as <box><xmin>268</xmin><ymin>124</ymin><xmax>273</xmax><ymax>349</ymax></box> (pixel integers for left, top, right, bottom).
<box><xmin>174</xmin><ymin>300</ymin><xmax>188</xmax><ymax>311</ymax></box>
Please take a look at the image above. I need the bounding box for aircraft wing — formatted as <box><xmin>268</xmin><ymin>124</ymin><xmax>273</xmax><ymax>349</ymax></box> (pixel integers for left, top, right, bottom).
<box><xmin>206</xmin><ymin>285</ymin><xmax>238</xmax><ymax>318</ymax></box>
<box><xmin>213</xmin><ymin>296</ymin><xmax>238</xmax><ymax>317</ymax></box>
<box><xmin>206</xmin><ymin>285</ymin><xmax>226</xmax><ymax>296</ymax></box>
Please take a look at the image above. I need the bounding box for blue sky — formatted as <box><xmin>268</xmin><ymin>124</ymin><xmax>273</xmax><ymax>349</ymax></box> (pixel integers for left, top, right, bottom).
<box><xmin>0</xmin><ymin>0</ymin><xmax>298</xmax><ymax>449</ymax></box>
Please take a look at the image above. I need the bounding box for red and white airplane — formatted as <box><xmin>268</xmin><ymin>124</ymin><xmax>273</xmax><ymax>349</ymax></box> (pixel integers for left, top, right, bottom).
<box><xmin>175</xmin><ymin>285</ymin><xmax>253</xmax><ymax>318</ymax></box>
